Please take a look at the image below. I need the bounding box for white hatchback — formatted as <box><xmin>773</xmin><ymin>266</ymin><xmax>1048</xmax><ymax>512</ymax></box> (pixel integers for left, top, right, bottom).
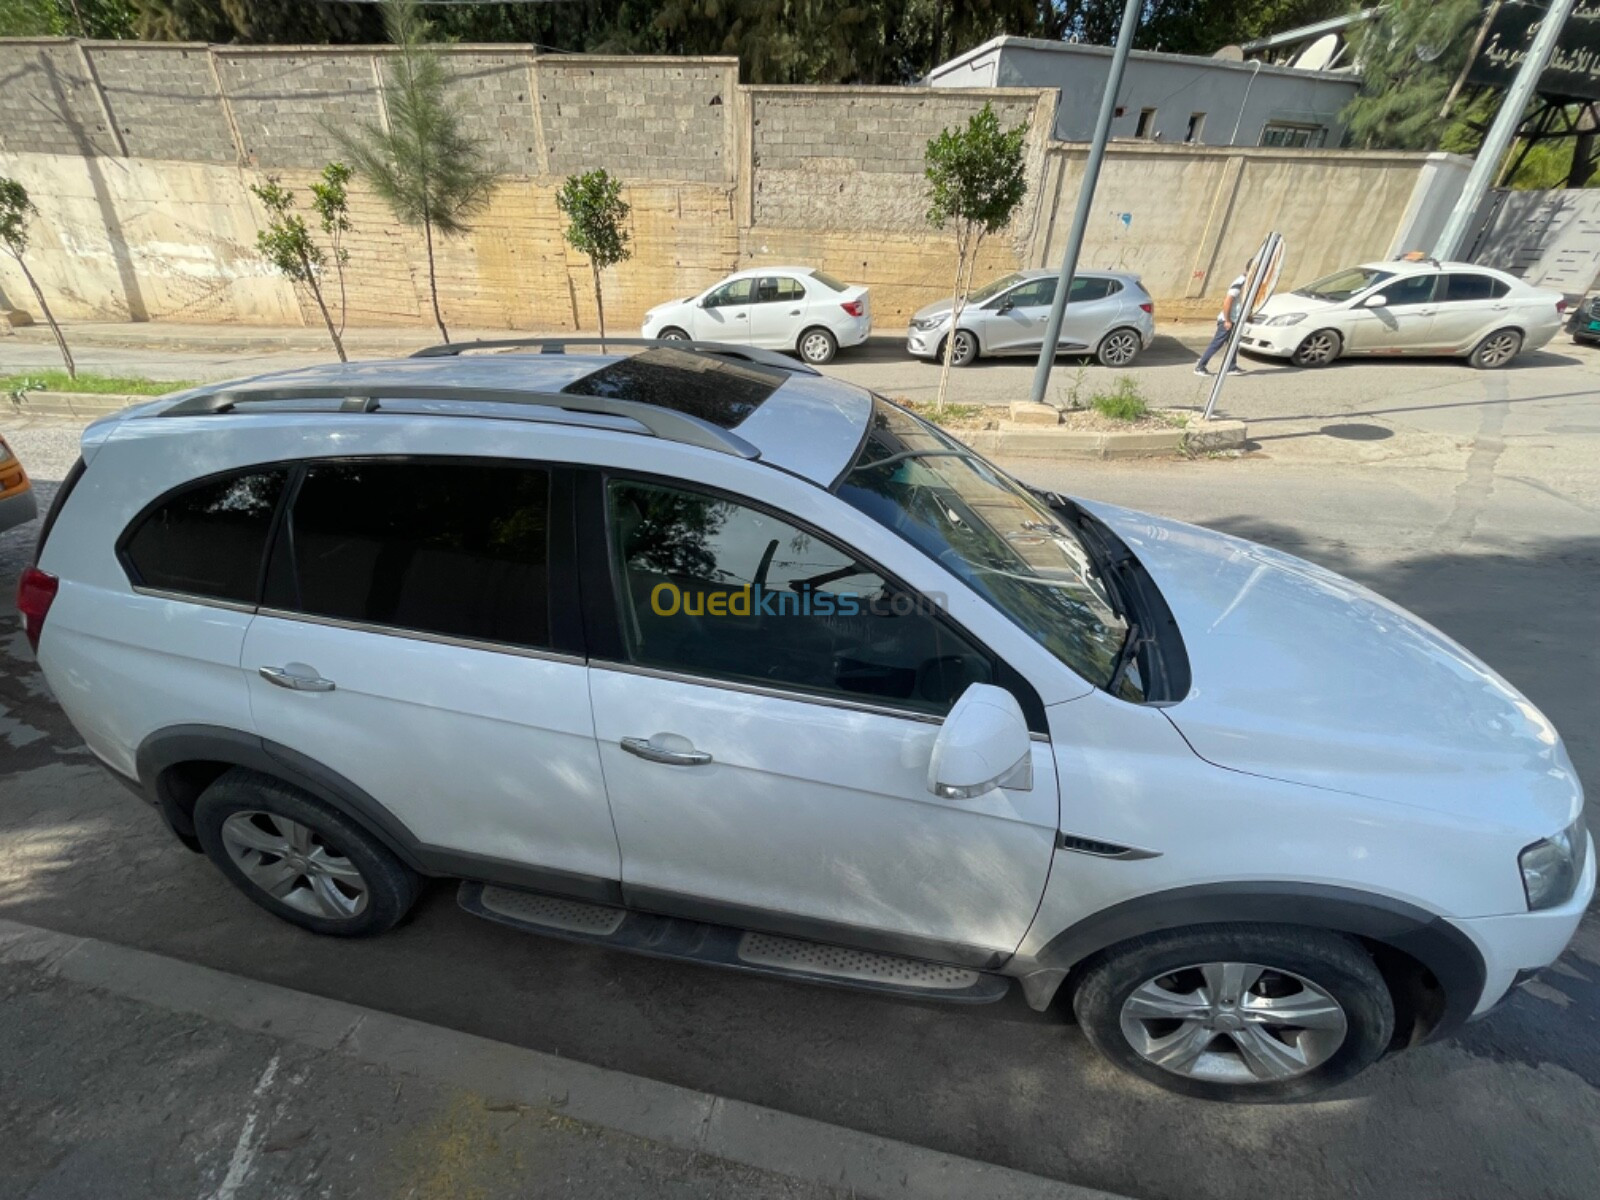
<box><xmin>21</xmin><ymin>339</ymin><xmax>1591</xmax><ymax>1103</ymax></box>
<box><xmin>640</xmin><ymin>267</ymin><xmax>870</xmax><ymax>364</ymax></box>
<box><xmin>1241</xmin><ymin>260</ymin><xmax>1564</xmax><ymax>368</ymax></box>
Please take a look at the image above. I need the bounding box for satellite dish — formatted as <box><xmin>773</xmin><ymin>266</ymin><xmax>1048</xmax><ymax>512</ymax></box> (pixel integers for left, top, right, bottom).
<box><xmin>1292</xmin><ymin>34</ymin><xmax>1340</xmax><ymax>72</ymax></box>
<box><xmin>1212</xmin><ymin>44</ymin><xmax>1245</xmax><ymax>62</ymax></box>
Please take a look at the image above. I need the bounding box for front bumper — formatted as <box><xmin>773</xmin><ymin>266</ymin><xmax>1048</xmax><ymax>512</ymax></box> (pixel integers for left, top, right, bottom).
<box><xmin>1238</xmin><ymin>323</ymin><xmax>1301</xmax><ymax>357</ymax></box>
<box><xmin>907</xmin><ymin>326</ymin><xmax>943</xmax><ymax>359</ymax></box>
<box><xmin>1453</xmin><ymin>830</ymin><xmax>1596</xmax><ymax>1018</ymax></box>
<box><xmin>0</xmin><ymin>485</ymin><xmax>37</xmax><ymax>534</ymax></box>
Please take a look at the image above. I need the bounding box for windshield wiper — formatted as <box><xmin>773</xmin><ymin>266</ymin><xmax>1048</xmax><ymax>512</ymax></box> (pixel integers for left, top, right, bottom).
<box><xmin>1108</xmin><ymin>621</ymin><xmax>1147</xmax><ymax>695</ymax></box>
<box><xmin>855</xmin><ymin>448</ymin><xmax>974</xmax><ymax>472</ymax></box>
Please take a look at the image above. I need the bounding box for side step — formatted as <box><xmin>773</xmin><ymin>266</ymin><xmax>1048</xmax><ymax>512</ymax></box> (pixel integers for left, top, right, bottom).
<box><xmin>458</xmin><ymin>882</ymin><xmax>1011</xmax><ymax>1005</ymax></box>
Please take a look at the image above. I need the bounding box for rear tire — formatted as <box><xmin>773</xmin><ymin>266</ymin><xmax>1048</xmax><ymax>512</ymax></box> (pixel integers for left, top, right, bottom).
<box><xmin>1096</xmin><ymin>327</ymin><xmax>1143</xmax><ymax>368</ymax></box>
<box><xmin>194</xmin><ymin>768</ymin><xmax>419</xmax><ymax>938</ymax></box>
<box><xmin>1469</xmin><ymin>327</ymin><xmax>1522</xmax><ymax>369</ymax></box>
<box><xmin>1071</xmin><ymin>923</ymin><xmax>1394</xmax><ymax>1103</ymax></box>
<box><xmin>1291</xmin><ymin>328</ymin><xmax>1341</xmax><ymax>367</ymax></box>
<box><xmin>798</xmin><ymin>327</ymin><xmax>837</xmax><ymax>364</ymax></box>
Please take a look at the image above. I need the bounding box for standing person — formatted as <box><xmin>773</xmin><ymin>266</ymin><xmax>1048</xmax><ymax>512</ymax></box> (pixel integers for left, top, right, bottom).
<box><xmin>1194</xmin><ymin>267</ymin><xmax>1250</xmax><ymax>376</ymax></box>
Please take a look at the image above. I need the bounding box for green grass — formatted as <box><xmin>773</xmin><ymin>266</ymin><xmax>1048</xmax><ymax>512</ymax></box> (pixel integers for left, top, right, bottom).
<box><xmin>2</xmin><ymin>371</ymin><xmax>196</xmax><ymax>397</ymax></box>
<box><xmin>1089</xmin><ymin>375</ymin><xmax>1149</xmax><ymax>422</ymax></box>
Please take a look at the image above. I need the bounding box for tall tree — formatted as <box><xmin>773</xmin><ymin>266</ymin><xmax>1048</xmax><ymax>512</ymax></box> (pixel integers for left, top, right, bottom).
<box><xmin>132</xmin><ymin>0</ymin><xmax>379</xmax><ymax>42</ymax></box>
<box><xmin>1</xmin><ymin>0</ymin><xmax>131</xmax><ymax>37</ymax></box>
<box><xmin>1343</xmin><ymin>0</ymin><xmax>1483</xmax><ymax>151</ymax></box>
<box><xmin>0</xmin><ymin>177</ymin><xmax>75</xmax><ymax>379</ymax></box>
<box><xmin>556</xmin><ymin>168</ymin><xmax>632</xmax><ymax>350</ymax></box>
<box><xmin>924</xmin><ymin>102</ymin><xmax>1028</xmax><ymax>413</ymax></box>
<box><xmin>251</xmin><ymin>174</ymin><xmax>348</xmax><ymax>361</ymax></box>
<box><xmin>335</xmin><ymin>0</ymin><xmax>496</xmax><ymax>344</ymax></box>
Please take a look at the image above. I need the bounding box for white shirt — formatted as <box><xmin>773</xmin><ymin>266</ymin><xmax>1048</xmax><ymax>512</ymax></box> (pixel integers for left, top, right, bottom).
<box><xmin>1218</xmin><ymin>275</ymin><xmax>1245</xmax><ymax>322</ymax></box>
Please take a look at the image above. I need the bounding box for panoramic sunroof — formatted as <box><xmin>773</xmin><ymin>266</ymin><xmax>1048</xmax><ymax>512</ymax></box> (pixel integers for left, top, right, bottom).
<box><xmin>561</xmin><ymin>347</ymin><xmax>786</xmax><ymax>429</ymax></box>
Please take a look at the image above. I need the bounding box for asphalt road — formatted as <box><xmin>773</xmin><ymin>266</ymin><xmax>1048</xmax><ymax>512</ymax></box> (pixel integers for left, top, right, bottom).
<box><xmin>1</xmin><ymin>342</ymin><xmax>1597</xmax><ymax>1200</ymax></box>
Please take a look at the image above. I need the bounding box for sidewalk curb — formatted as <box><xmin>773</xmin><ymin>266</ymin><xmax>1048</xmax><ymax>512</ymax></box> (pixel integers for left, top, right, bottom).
<box><xmin>0</xmin><ymin>917</ymin><xmax>1129</xmax><ymax>1200</ymax></box>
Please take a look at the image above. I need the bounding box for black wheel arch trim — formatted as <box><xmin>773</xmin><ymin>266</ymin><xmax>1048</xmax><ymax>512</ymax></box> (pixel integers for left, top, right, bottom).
<box><xmin>134</xmin><ymin>725</ymin><xmax>623</xmax><ymax>904</ymax></box>
<box><xmin>1024</xmin><ymin>882</ymin><xmax>1486</xmax><ymax>1037</ymax></box>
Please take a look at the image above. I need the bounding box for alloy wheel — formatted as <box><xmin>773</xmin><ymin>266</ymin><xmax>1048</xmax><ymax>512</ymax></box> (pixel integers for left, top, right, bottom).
<box><xmin>1295</xmin><ymin>331</ymin><xmax>1338</xmax><ymax>365</ymax></box>
<box><xmin>950</xmin><ymin>331</ymin><xmax>977</xmax><ymax>366</ymax></box>
<box><xmin>1477</xmin><ymin>332</ymin><xmax>1519</xmax><ymax>367</ymax></box>
<box><xmin>1099</xmin><ymin>329</ymin><xmax>1140</xmax><ymax>366</ymax></box>
<box><xmin>220</xmin><ymin>810</ymin><xmax>370</xmax><ymax>920</ymax></box>
<box><xmin>1118</xmin><ymin>960</ymin><xmax>1348</xmax><ymax>1084</ymax></box>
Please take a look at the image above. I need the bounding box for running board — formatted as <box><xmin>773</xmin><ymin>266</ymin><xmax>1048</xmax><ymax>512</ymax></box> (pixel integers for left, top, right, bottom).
<box><xmin>458</xmin><ymin>882</ymin><xmax>1010</xmax><ymax>1005</ymax></box>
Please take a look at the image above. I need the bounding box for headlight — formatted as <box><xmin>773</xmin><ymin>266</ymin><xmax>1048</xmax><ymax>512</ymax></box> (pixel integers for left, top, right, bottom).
<box><xmin>1519</xmin><ymin>818</ymin><xmax>1588</xmax><ymax>910</ymax></box>
<box><xmin>1262</xmin><ymin>313</ymin><xmax>1307</xmax><ymax>327</ymax></box>
<box><xmin>910</xmin><ymin>315</ymin><xmax>947</xmax><ymax>331</ymax></box>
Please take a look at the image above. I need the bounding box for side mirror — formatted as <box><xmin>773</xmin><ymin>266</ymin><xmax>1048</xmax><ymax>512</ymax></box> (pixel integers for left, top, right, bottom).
<box><xmin>697</xmin><ymin>297</ymin><xmax>710</xmax><ymax>309</ymax></box>
<box><xmin>1362</xmin><ymin>293</ymin><xmax>1388</xmax><ymax>308</ymax></box>
<box><xmin>996</xmin><ymin>298</ymin><xmax>1014</xmax><ymax>314</ymax></box>
<box><xmin>927</xmin><ymin>684</ymin><xmax>1033</xmax><ymax>799</ymax></box>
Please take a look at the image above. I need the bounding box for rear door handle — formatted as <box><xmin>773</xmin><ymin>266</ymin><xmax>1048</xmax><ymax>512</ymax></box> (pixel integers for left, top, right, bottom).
<box><xmin>789</xmin><ymin>309</ymin><xmax>802</xmax><ymax>315</ymax></box>
<box><xmin>621</xmin><ymin>736</ymin><xmax>711</xmax><ymax>766</ymax></box>
<box><xmin>259</xmin><ymin>665</ymin><xmax>336</xmax><ymax>692</ymax></box>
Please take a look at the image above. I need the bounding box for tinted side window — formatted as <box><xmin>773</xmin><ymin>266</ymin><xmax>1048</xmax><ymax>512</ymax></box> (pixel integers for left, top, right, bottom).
<box><xmin>123</xmin><ymin>468</ymin><xmax>286</xmax><ymax>603</ymax></box>
<box><xmin>1442</xmin><ymin>273</ymin><xmax>1509</xmax><ymax>302</ymax></box>
<box><xmin>1069</xmin><ymin>277</ymin><xmax>1117</xmax><ymax>302</ymax></box>
<box><xmin>1006</xmin><ymin>278</ymin><xmax>1056</xmax><ymax>307</ymax></box>
<box><xmin>607</xmin><ymin>479</ymin><xmax>993</xmax><ymax>715</ymax></box>
<box><xmin>755</xmin><ymin>276</ymin><xmax>806</xmax><ymax>303</ymax></box>
<box><xmin>277</xmin><ymin>461</ymin><xmax>550</xmax><ymax>649</ymax></box>
<box><xmin>707</xmin><ymin>279</ymin><xmax>753</xmax><ymax>307</ymax></box>
<box><xmin>1377</xmin><ymin>274</ymin><xmax>1438</xmax><ymax>308</ymax></box>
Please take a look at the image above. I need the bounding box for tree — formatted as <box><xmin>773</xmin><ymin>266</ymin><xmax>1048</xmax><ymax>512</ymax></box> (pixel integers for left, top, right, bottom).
<box><xmin>334</xmin><ymin>0</ymin><xmax>496</xmax><ymax>344</ymax></box>
<box><xmin>924</xmin><ymin>102</ymin><xmax>1027</xmax><ymax>413</ymax></box>
<box><xmin>1342</xmin><ymin>0</ymin><xmax>1483</xmax><ymax>151</ymax></box>
<box><xmin>250</xmin><ymin>175</ymin><xmax>347</xmax><ymax>362</ymax></box>
<box><xmin>556</xmin><ymin>169</ymin><xmax>632</xmax><ymax>350</ymax></box>
<box><xmin>0</xmin><ymin>0</ymin><xmax>132</xmax><ymax>38</ymax></box>
<box><xmin>0</xmin><ymin>177</ymin><xmax>74</xmax><ymax>379</ymax></box>
<box><xmin>309</xmin><ymin>162</ymin><xmax>353</xmax><ymax>336</ymax></box>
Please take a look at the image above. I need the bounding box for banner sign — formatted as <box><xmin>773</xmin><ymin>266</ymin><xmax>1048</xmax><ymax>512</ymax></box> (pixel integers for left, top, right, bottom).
<box><xmin>1467</xmin><ymin>0</ymin><xmax>1600</xmax><ymax>103</ymax></box>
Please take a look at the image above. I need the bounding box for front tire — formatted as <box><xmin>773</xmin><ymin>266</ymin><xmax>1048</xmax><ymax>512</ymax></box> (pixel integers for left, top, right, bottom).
<box><xmin>1096</xmin><ymin>327</ymin><xmax>1143</xmax><ymax>368</ymax></box>
<box><xmin>940</xmin><ymin>329</ymin><xmax>979</xmax><ymax>367</ymax></box>
<box><xmin>1071</xmin><ymin>924</ymin><xmax>1394</xmax><ymax>1103</ymax></box>
<box><xmin>798</xmin><ymin>326</ymin><xmax>838</xmax><ymax>364</ymax></box>
<box><xmin>194</xmin><ymin>769</ymin><xmax>420</xmax><ymax>938</ymax></box>
<box><xmin>1291</xmin><ymin>328</ymin><xmax>1342</xmax><ymax>367</ymax></box>
<box><xmin>1470</xmin><ymin>327</ymin><xmax>1522</xmax><ymax>369</ymax></box>
<box><xmin>657</xmin><ymin>326</ymin><xmax>690</xmax><ymax>342</ymax></box>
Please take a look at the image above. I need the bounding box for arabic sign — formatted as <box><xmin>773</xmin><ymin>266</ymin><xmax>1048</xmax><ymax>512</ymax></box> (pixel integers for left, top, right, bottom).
<box><xmin>1467</xmin><ymin>0</ymin><xmax>1600</xmax><ymax>102</ymax></box>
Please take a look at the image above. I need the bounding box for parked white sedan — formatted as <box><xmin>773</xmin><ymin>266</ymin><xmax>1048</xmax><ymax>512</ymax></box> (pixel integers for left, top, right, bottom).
<box><xmin>641</xmin><ymin>266</ymin><xmax>871</xmax><ymax>364</ymax></box>
<box><xmin>1241</xmin><ymin>259</ymin><xmax>1564</xmax><ymax>369</ymax></box>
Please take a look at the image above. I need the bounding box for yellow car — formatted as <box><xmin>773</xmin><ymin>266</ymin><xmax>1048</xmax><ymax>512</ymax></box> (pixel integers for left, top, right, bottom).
<box><xmin>0</xmin><ymin>433</ymin><xmax>38</xmax><ymax>533</ymax></box>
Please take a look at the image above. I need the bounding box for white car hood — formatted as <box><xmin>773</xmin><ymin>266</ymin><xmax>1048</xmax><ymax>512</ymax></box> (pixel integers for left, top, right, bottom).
<box><xmin>1084</xmin><ymin>501</ymin><xmax>1582</xmax><ymax>832</ymax></box>
<box><xmin>1249</xmin><ymin>292</ymin><xmax>1338</xmax><ymax>320</ymax></box>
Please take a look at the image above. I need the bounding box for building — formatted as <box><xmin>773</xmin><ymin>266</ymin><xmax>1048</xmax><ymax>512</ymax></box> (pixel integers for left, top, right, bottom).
<box><xmin>928</xmin><ymin>35</ymin><xmax>1360</xmax><ymax>149</ymax></box>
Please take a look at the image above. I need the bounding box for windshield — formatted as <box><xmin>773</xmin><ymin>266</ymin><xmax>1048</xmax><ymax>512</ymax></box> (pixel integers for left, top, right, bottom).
<box><xmin>967</xmin><ymin>273</ymin><xmax>1028</xmax><ymax>305</ymax></box>
<box><xmin>1294</xmin><ymin>267</ymin><xmax>1393</xmax><ymax>302</ymax></box>
<box><xmin>836</xmin><ymin>400</ymin><xmax>1129</xmax><ymax>687</ymax></box>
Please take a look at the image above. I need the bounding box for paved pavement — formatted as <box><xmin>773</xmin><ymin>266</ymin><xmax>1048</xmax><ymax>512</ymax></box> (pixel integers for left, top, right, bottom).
<box><xmin>0</xmin><ymin>330</ymin><xmax>1597</xmax><ymax>1199</ymax></box>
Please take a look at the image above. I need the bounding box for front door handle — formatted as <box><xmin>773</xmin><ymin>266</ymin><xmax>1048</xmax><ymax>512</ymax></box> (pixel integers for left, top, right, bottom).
<box><xmin>621</xmin><ymin>736</ymin><xmax>711</xmax><ymax>766</ymax></box>
<box><xmin>789</xmin><ymin>308</ymin><xmax>802</xmax><ymax>315</ymax></box>
<box><xmin>259</xmin><ymin>665</ymin><xmax>336</xmax><ymax>692</ymax></box>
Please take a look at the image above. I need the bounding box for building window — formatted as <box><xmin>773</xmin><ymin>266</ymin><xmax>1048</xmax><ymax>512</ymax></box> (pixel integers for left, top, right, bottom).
<box><xmin>1135</xmin><ymin>108</ymin><xmax>1156</xmax><ymax>138</ymax></box>
<box><xmin>1185</xmin><ymin>113</ymin><xmax>1205</xmax><ymax>143</ymax></box>
<box><xmin>1260</xmin><ymin>122</ymin><xmax>1327</xmax><ymax>149</ymax></box>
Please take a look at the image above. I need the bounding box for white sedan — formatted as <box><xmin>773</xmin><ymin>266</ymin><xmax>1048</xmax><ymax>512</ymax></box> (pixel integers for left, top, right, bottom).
<box><xmin>1240</xmin><ymin>259</ymin><xmax>1564</xmax><ymax>369</ymax></box>
<box><xmin>641</xmin><ymin>267</ymin><xmax>871</xmax><ymax>364</ymax></box>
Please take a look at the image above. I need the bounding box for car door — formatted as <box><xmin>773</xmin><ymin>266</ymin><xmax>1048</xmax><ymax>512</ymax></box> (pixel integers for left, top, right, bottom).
<box><xmin>242</xmin><ymin>457</ymin><xmax>621</xmax><ymax>893</ymax></box>
<box><xmin>747</xmin><ymin>275</ymin><xmax>807</xmax><ymax>349</ymax></box>
<box><xmin>1057</xmin><ymin>276</ymin><xmax>1120</xmax><ymax>353</ymax></box>
<box><xmin>1344</xmin><ymin>272</ymin><xmax>1439</xmax><ymax>353</ymax></box>
<box><xmin>584</xmin><ymin>473</ymin><xmax>1059</xmax><ymax>962</ymax></box>
<box><xmin>1431</xmin><ymin>271</ymin><xmax>1510</xmax><ymax>351</ymax></box>
<box><xmin>690</xmin><ymin>278</ymin><xmax>753</xmax><ymax>343</ymax></box>
<box><xmin>980</xmin><ymin>277</ymin><xmax>1055</xmax><ymax>355</ymax></box>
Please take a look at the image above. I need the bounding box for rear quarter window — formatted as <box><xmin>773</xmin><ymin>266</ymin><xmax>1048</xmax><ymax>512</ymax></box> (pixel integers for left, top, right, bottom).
<box><xmin>121</xmin><ymin>468</ymin><xmax>287</xmax><ymax>603</ymax></box>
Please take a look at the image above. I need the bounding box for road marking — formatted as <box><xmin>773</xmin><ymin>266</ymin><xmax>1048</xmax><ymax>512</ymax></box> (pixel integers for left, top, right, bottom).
<box><xmin>208</xmin><ymin>1052</ymin><xmax>280</xmax><ymax>1200</ymax></box>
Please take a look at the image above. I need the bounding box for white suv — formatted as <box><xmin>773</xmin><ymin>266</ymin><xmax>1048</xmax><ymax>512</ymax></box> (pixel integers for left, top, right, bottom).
<box><xmin>20</xmin><ymin>338</ymin><xmax>1591</xmax><ymax>1102</ymax></box>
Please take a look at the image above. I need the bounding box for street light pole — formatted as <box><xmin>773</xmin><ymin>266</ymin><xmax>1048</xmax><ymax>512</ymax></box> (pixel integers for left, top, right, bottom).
<box><xmin>1028</xmin><ymin>0</ymin><xmax>1144</xmax><ymax>406</ymax></box>
<box><xmin>1433</xmin><ymin>0</ymin><xmax>1577</xmax><ymax>260</ymax></box>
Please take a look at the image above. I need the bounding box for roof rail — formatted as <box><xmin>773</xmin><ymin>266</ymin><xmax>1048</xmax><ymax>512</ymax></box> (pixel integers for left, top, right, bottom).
<box><xmin>158</xmin><ymin>382</ymin><xmax>760</xmax><ymax>459</ymax></box>
<box><xmin>409</xmin><ymin>336</ymin><xmax>820</xmax><ymax>376</ymax></box>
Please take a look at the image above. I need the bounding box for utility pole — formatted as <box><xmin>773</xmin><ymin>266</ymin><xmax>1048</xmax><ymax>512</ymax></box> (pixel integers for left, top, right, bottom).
<box><xmin>1029</xmin><ymin>0</ymin><xmax>1143</xmax><ymax>407</ymax></box>
<box><xmin>1434</xmin><ymin>0</ymin><xmax>1577</xmax><ymax>260</ymax></box>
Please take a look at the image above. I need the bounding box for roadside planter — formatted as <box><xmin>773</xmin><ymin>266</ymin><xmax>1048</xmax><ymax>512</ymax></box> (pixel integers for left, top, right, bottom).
<box><xmin>7</xmin><ymin>389</ymin><xmax>149</xmax><ymax>418</ymax></box>
<box><xmin>925</xmin><ymin>400</ymin><xmax>1248</xmax><ymax>459</ymax></box>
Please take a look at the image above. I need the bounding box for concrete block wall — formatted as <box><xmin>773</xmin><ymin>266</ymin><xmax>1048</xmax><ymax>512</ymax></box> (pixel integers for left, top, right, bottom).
<box><xmin>0</xmin><ymin>40</ymin><xmax>119</xmax><ymax>157</ymax></box>
<box><xmin>440</xmin><ymin>50</ymin><xmax>541</xmax><ymax>176</ymax></box>
<box><xmin>539</xmin><ymin>59</ymin><xmax>736</xmax><ymax>182</ymax></box>
<box><xmin>213</xmin><ymin>50</ymin><xmax>385</xmax><ymax>169</ymax></box>
<box><xmin>89</xmin><ymin>43</ymin><xmax>236</xmax><ymax>163</ymax></box>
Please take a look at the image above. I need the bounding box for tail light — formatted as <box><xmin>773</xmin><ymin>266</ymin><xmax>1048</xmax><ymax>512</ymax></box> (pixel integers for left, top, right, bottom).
<box><xmin>1557</xmin><ymin>298</ymin><xmax>1569</xmax><ymax>314</ymax></box>
<box><xmin>17</xmin><ymin>567</ymin><xmax>59</xmax><ymax>653</ymax></box>
<box><xmin>1139</xmin><ymin>302</ymin><xmax>1154</xmax><ymax>314</ymax></box>
<box><xmin>840</xmin><ymin>299</ymin><xmax>865</xmax><ymax>317</ymax></box>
